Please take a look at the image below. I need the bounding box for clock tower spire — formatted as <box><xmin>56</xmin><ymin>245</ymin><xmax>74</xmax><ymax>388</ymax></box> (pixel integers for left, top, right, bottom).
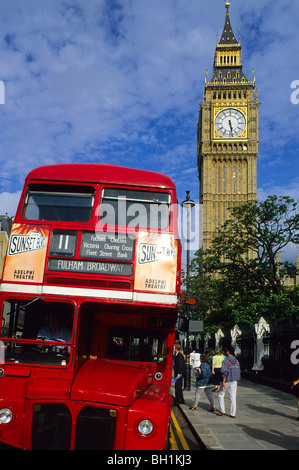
<box><xmin>197</xmin><ymin>2</ymin><xmax>259</xmax><ymax>251</ymax></box>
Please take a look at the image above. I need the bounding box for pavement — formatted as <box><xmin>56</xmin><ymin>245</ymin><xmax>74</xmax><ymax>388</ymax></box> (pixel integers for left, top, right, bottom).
<box><xmin>173</xmin><ymin>377</ymin><xmax>299</xmax><ymax>450</ymax></box>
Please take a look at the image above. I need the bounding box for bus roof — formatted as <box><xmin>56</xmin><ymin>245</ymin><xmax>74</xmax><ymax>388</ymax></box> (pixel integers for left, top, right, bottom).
<box><xmin>26</xmin><ymin>163</ymin><xmax>175</xmax><ymax>190</ymax></box>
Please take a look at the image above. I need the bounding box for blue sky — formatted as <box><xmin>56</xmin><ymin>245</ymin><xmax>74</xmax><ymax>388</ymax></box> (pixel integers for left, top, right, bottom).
<box><xmin>0</xmin><ymin>0</ymin><xmax>298</xmax><ymax>260</ymax></box>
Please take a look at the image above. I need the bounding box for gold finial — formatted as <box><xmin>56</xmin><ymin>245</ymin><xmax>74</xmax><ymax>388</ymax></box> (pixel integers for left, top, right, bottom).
<box><xmin>225</xmin><ymin>0</ymin><xmax>230</xmax><ymax>9</ymax></box>
<box><xmin>205</xmin><ymin>68</ymin><xmax>209</xmax><ymax>84</ymax></box>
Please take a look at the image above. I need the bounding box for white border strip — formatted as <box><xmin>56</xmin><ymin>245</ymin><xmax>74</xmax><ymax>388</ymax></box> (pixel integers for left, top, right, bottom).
<box><xmin>0</xmin><ymin>283</ymin><xmax>177</xmax><ymax>305</ymax></box>
<box><xmin>0</xmin><ymin>284</ymin><xmax>43</xmax><ymax>295</ymax></box>
<box><xmin>133</xmin><ymin>292</ymin><xmax>177</xmax><ymax>305</ymax></box>
<box><xmin>43</xmin><ymin>285</ymin><xmax>133</xmax><ymax>300</ymax></box>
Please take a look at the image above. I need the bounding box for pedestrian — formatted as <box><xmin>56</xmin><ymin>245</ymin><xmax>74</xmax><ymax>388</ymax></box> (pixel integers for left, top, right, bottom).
<box><xmin>191</xmin><ymin>349</ymin><xmax>201</xmax><ymax>371</ymax></box>
<box><xmin>173</xmin><ymin>343</ymin><xmax>185</xmax><ymax>405</ymax></box>
<box><xmin>190</xmin><ymin>350</ymin><xmax>195</xmax><ymax>365</ymax></box>
<box><xmin>291</xmin><ymin>365</ymin><xmax>299</xmax><ymax>421</ymax></box>
<box><xmin>217</xmin><ymin>346</ymin><xmax>241</xmax><ymax>418</ymax></box>
<box><xmin>190</xmin><ymin>354</ymin><xmax>216</xmax><ymax>412</ymax></box>
<box><xmin>208</xmin><ymin>350</ymin><xmax>215</xmax><ymax>366</ymax></box>
<box><xmin>211</xmin><ymin>349</ymin><xmax>225</xmax><ymax>392</ymax></box>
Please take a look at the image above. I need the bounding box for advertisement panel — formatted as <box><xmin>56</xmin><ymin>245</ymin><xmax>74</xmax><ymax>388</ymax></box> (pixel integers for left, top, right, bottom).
<box><xmin>2</xmin><ymin>224</ymin><xmax>49</xmax><ymax>284</ymax></box>
<box><xmin>135</xmin><ymin>232</ymin><xmax>178</xmax><ymax>293</ymax></box>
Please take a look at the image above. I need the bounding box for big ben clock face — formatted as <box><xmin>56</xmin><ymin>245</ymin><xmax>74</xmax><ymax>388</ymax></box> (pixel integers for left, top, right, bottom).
<box><xmin>215</xmin><ymin>108</ymin><xmax>246</xmax><ymax>138</ymax></box>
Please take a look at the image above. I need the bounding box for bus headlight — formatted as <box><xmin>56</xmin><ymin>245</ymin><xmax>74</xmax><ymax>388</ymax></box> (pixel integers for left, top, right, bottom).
<box><xmin>137</xmin><ymin>419</ymin><xmax>154</xmax><ymax>436</ymax></box>
<box><xmin>0</xmin><ymin>408</ymin><xmax>13</xmax><ymax>424</ymax></box>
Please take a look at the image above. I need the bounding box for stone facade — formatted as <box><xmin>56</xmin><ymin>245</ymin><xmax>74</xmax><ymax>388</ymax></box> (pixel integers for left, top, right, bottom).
<box><xmin>197</xmin><ymin>2</ymin><xmax>259</xmax><ymax>251</ymax></box>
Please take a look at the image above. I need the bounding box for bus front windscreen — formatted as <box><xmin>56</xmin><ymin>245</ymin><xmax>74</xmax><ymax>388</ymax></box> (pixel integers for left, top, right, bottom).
<box><xmin>0</xmin><ymin>298</ymin><xmax>74</xmax><ymax>366</ymax></box>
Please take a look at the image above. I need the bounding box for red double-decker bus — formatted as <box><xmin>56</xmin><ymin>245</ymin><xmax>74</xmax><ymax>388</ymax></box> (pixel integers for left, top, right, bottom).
<box><xmin>0</xmin><ymin>163</ymin><xmax>181</xmax><ymax>450</ymax></box>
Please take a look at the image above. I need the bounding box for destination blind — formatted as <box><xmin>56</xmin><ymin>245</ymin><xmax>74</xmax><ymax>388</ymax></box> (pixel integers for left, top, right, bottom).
<box><xmin>80</xmin><ymin>232</ymin><xmax>135</xmax><ymax>261</ymax></box>
<box><xmin>47</xmin><ymin>259</ymin><xmax>133</xmax><ymax>276</ymax></box>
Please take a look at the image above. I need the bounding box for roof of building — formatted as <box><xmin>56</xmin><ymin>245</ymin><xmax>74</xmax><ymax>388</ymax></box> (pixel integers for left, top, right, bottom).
<box><xmin>0</xmin><ymin>214</ymin><xmax>12</xmax><ymax>235</ymax></box>
<box><xmin>206</xmin><ymin>1</ymin><xmax>254</xmax><ymax>88</ymax></box>
<box><xmin>219</xmin><ymin>1</ymin><xmax>239</xmax><ymax>45</ymax></box>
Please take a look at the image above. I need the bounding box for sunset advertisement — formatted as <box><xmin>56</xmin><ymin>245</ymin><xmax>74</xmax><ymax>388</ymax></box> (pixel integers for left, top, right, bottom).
<box><xmin>2</xmin><ymin>224</ymin><xmax>49</xmax><ymax>284</ymax></box>
<box><xmin>135</xmin><ymin>232</ymin><xmax>178</xmax><ymax>294</ymax></box>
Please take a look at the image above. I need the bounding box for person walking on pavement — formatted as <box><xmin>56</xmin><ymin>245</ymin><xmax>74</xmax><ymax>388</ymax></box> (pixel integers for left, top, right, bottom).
<box><xmin>217</xmin><ymin>346</ymin><xmax>241</xmax><ymax>418</ymax></box>
<box><xmin>211</xmin><ymin>349</ymin><xmax>225</xmax><ymax>392</ymax></box>
<box><xmin>173</xmin><ymin>343</ymin><xmax>185</xmax><ymax>405</ymax></box>
<box><xmin>190</xmin><ymin>354</ymin><xmax>216</xmax><ymax>412</ymax></box>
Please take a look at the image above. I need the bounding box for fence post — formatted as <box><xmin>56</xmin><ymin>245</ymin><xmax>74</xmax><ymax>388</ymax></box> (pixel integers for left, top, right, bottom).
<box><xmin>252</xmin><ymin>317</ymin><xmax>270</xmax><ymax>372</ymax></box>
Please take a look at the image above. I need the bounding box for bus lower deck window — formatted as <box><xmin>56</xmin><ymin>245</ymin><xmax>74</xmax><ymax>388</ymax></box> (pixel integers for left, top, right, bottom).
<box><xmin>107</xmin><ymin>326</ymin><xmax>166</xmax><ymax>362</ymax></box>
<box><xmin>0</xmin><ymin>298</ymin><xmax>74</xmax><ymax>367</ymax></box>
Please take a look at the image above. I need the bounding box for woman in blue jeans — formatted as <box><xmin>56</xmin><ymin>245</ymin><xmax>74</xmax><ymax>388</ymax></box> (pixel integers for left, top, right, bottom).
<box><xmin>190</xmin><ymin>354</ymin><xmax>215</xmax><ymax>411</ymax></box>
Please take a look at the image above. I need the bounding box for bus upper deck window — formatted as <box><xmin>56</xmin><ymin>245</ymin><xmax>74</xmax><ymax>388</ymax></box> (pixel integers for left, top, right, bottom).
<box><xmin>23</xmin><ymin>185</ymin><xmax>95</xmax><ymax>222</ymax></box>
<box><xmin>99</xmin><ymin>189</ymin><xmax>171</xmax><ymax>230</ymax></box>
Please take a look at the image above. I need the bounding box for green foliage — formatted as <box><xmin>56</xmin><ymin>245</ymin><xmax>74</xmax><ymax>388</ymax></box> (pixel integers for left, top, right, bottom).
<box><xmin>186</xmin><ymin>196</ymin><xmax>299</xmax><ymax>333</ymax></box>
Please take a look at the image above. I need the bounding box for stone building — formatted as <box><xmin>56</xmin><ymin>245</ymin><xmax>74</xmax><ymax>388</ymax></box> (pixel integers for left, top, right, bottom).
<box><xmin>197</xmin><ymin>1</ymin><xmax>259</xmax><ymax>251</ymax></box>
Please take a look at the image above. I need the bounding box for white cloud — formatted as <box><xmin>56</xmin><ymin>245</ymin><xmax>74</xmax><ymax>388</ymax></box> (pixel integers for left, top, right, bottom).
<box><xmin>0</xmin><ymin>0</ymin><xmax>298</xmax><ymax>247</ymax></box>
<box><xmin>0</xmin><ymin>191</ymin><xmax>21</xmax><ymax>217</ymax></box>
<box><xmin>258</xmin><ymin>179</ymin><xmax>299</xmax><ymax>203</ymax></box>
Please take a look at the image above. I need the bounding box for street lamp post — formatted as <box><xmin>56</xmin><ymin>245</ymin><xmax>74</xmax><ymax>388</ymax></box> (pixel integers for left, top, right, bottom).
<box><xmin>181</xmin><ymin>191</ymin><xmax>195</xmax><ymax>391</ymax></box>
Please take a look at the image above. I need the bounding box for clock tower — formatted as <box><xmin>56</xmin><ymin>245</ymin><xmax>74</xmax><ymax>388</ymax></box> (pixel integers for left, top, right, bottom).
<box><xmin>197</xmin><ymin>1</ymin><xmax>259</xmax><ymax>251</ymax></box>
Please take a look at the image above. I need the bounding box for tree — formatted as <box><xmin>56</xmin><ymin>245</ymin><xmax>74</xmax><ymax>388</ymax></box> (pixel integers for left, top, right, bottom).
<box><xmin>188</xmin><ymin>196</ymin><xmax>299</xmax><ymax>329</ymax></box>
<box><xmin>204</xmin><ymin>195</ymin><xmax>299</xmax><ymax>297</ymax></box>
